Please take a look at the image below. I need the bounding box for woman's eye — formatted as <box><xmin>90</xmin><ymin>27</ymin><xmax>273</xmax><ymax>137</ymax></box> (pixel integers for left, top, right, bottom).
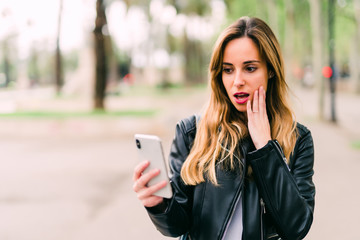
<box><xmin>223</xmin><ymin>68</ymin><xmax>233</xmax><ymax>74</ymax></box>
<box><xmin>246</xmin><ymin>66</ymin><xmax>257</xmax><ymax>72</ymax></box>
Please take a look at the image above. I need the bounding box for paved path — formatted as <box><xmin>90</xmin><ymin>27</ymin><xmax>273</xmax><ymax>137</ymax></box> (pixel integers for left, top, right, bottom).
<box><xmin>0</xmin><ymin>86</ymin><xmax>359</xmax><ymax>239</ymax></box>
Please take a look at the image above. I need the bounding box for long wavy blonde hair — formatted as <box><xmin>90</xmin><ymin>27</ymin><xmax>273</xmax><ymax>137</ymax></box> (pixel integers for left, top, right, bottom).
<box><xmin>180</xmin><ymin>17</ymin><xmax>298</xmax><ymax>185</ymax></box>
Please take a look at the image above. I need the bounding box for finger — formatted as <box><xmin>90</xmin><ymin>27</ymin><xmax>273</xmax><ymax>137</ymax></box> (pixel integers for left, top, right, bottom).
<box><xmin>142</xmin><ymin>195</ymin><xmax>164</xmax><ymax>208</ymax></box>
<box><xmin>137</xmin><ymin>180</ymin><xmax>167</xmax><ymax>200</ymax></box>
<box><xmin>263</xmin><ymin>86</ymin><xmax>266</xmax><ymax>100</ymax></box>
<box><xmin>133</xmin><ymin>168</ymin><xmax>160</xmax><ymax>192</ymax></box>
<box><xmin>252</xmin><ymin>90</ymin><xmax>259</xmax><ymax>113</ymax></box>
<box><xmin>259</xmin><ymin>86</ymin><xmax>266</xmax><ymax>115</ymax></box>
<box><xmin>133</xmin><ymin>160</ymin><xmax>150</xmax><ymax>182</ymax></box>
<box><xmin>247</xmin><ymin>99</ymin><xmax>253</xmax><ymax>117</ymax></box>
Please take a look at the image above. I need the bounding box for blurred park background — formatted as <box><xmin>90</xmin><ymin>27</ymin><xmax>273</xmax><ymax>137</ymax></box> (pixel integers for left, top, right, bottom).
<box><xmin>0</xmin><ymin>0</ymin><xmax>359</xmax><ymax>239</ymax></box>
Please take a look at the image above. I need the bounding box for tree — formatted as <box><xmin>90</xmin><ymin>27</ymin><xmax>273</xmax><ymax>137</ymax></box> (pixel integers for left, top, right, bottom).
<box><xmin>1</xmin><ymin>8</ymin><xmax>12</xmax><ymax>87</ymax></box>
<box><xmin>267</xmin><ymin>0</ymin><xmax>279</xmax><ymax>37</ymax></box>
<box><xmin>1</xmin><ymin>41</ymin><xmax>11</xmax><ymax>87</ymax></box>
<box><xmin>283</xmin><ymin>0</ymin><xmax>295</xmax><ymax>84</ymax></box>
<box><xmin>28</xmin><ymin>48</ymin><xmax>40</xmax><ymax>85</ymax></box>
<box><xmin>55</xmin><ymin>0</ymin><xmax>64</xmax><ymax>94</ymax></box>
<box><xmin>328</xmin><ymin>0</ymin><xmax>337</xmax><ymax>122</ymax></box>
<box><xmin>354</xmin><ymin>0</ymin><xmax>360</xmax><ymax>93</ymax></box>
<box><xmin>224</xmin><ymin>0</ymin><xmax>260</xmax><ymax>20</ymax></box>
<box><xmin>169</xmin><ymin>0</ymin><xmax>211</xmax><ymax>84</ymax></box>
<box><xmin>94</xmin><ymin>0</ymin><xmax>108</xmax><ymax>110</ymax></box>
<box><xmin>309</xmin><ymin>0</ymin><xmax>325</xmax><ymax>119</ymax></box>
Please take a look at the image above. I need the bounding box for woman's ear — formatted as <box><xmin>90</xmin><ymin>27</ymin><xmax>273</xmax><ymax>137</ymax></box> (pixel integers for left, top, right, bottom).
<box><xmin>268</xmin><ymin>71</ymin><xmax>275</xmax><ymax>79</ymax></box>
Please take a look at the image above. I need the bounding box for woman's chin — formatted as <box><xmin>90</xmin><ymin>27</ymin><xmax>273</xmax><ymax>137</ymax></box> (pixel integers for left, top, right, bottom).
<box><xmin>234</xmin><ymin>105</ymin><xmax>246</xmax><ymax>113</ymax></box>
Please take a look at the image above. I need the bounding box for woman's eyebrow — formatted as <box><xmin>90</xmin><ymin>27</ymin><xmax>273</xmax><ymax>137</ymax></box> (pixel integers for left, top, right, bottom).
<box><xmin>222</xmin><ymin>60</ymin><xmax>260</xmax><ymax>65</ymax></box>
<box><xmin>243</xmin><ymin>60</ymin><xmax>260</xmax><ymax>64</ymax></box>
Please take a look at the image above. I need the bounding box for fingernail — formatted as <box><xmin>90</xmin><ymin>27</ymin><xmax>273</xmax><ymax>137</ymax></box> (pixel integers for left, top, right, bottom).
<box><xmin>152</xmin><ymin>169</ymin><xmax>160</xmax><ymax>174</ymax></box>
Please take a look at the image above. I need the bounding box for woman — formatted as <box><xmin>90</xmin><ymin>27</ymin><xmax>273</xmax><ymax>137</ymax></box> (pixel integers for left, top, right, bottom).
<box><xmin>133</xmin><ymin>16</ymin><xmax>315</xmax><ymax>240</ymax></box>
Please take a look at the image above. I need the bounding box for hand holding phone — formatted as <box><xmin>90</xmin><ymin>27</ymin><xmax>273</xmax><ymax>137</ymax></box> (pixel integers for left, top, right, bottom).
<box><xmin>133</xmin><ymin>160</ymin><xmax>168</xmax><ymax>208</ymax></box>
<box><xmin>133</xmin><ymin>134</ymin><xmax>173</xmax><ymax>199</ymax></box>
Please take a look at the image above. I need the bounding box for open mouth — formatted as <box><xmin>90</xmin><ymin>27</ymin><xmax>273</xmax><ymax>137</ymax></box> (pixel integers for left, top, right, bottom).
<box><xmin>233</xmin><ymin>92</ymin><xmax>250</xmax><ymax>104</ymax></box>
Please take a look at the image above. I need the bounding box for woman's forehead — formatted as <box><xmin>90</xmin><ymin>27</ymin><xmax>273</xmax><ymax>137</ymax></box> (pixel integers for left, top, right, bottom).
<box><xmin>223</xmin><ymin>37</ymin><xmax>262</xmax><ymax>63</ymax></box>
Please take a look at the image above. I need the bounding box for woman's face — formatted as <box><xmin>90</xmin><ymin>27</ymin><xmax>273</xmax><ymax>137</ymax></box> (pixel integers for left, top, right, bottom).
<box><xmin>222</xmin><ymin>37</ymin><xmax>269</xmax><ymax>112</ymax></box>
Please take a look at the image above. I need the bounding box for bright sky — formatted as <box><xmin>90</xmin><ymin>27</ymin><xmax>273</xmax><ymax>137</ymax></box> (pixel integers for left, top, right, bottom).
<box><xmin>0</xmin><ymin>0</ymin><xmax>95</xmax><ymax>59</ymax></box>
<box><xmin>0</xmin><ymin>0</ymin><xmax>226</xmax><ymax>66</ymax></box>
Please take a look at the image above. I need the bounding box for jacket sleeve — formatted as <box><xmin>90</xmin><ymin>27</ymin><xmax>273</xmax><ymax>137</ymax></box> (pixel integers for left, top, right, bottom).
<box><xmin>145</xmin><ymin>117</ymin><xmax>195</xmax><ymax>237</ymax></box>
<box><xmin>247</xmin><ymin>126</ymin><xmax>315</xmax><ymax>240</ymax></box>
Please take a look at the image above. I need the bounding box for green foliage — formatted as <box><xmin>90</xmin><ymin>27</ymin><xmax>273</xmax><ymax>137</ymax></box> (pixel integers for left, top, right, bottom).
<box><xmin>168</xmin><ymin>0</ymin><xmax>211</xmax><ymax>16</ymax></box>
<box><xmin>224</xmin><ymin>0</ymin><xmax>313</xmax><ymax>64</ymax></box>
<box><xmin>3</xmin><ymin>0</ymin><xmax>359</xmax><ymax>95</ymax></box>
<box><xmin>114</xmin><ymin>50</ymin><xmax>131</xmax><ymax>77</ymax></box>
<box><xmin>335</xmin><ymin>1</ymin><xmax>357</xmax><ymax>62</ymax></box>
<box><xmin>0</xmin><ymin>58</ymin><xmax>16</xmax><ymax>87</ymax></box>
<box><xmin>224</xmin><ymin>0</ymin><xmax>260</xmax><ymax>20</ymax></box>
<box><xmin>222</xmin><ymin>0</ymin><xmax>358</xmax><ymax>68</ymax></box>
<box><xmin>63</xmin><ymin>50</ymin><xmax>79</xmax><ymax>72</ymax></box>
<box><xmin>0</xmin><ymin>109</ymin><xmax>157</xmax><ymax>119</ymax></box>
<box><xmin>27</xmin><ymin>51</ymin><xmax>40</xmax><ymax>82</ymax></box>
<box><xmin>291</xmin><ymin>0</ymin><xmax>312</xmax><ymax>61</ymax></box>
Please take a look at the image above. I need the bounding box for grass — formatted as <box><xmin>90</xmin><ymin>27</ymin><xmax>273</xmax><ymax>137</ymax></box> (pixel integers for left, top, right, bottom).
<box><xmin>351</xmin><ymin>140</ymin><xmax>360</xmax><ymax>150</ymax></box>
<box><xmin>0</xmin><ymin>109</ymin><xmax>157</xmax><ymax>119</ymax></box>
<box><xmin>121</xmin><ymin>83</ymin><xmax>207</xmax><ymax>97</ymax></box>
<box><xmin>0</xmin><ymin>84</ymin><xmax>206</xmax><ymax>119</ymax></box>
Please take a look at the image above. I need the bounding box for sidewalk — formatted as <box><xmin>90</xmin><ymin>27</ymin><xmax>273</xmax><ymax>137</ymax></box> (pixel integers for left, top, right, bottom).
<box><xmin>0</xmin><ymin>86</ymin><xmax>358</xmax><ymax>239</ymax></box>
<box><xmin>293</xmin><ymin>87</ymin><xmax>360</xmax><ymax>239</ymax></box>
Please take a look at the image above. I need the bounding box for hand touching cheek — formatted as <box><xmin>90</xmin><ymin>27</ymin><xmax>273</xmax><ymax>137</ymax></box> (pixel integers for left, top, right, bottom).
<box><xmin>246</xmin><ymin>86</ymin><xmax>272</xmax><ymax>149</ymax></box>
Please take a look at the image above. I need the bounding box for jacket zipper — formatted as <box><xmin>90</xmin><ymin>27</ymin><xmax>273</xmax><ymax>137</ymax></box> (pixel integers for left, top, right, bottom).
<box><xmin>221</xmin><ymin>190</ymin><xmax>242</xmax><ymax>240</ymax></box>
<box><xmin>260</xmin><ymin>198</ymin><xmax>266</xmax><ymax>240</ymax></box>
<box><xmin>273</xmin><ymin>140</ymin><xmax>290</xmax><ymax>172</ymax></box>
<box><xmin>267</xmin><ymin>233</ymin><xmax>279</xmax><ymax>239</ymax></box>
<box><xmin>219</xmin><ymin>146</ymin><xmax>245</xmax><ymax>240</ymax></box>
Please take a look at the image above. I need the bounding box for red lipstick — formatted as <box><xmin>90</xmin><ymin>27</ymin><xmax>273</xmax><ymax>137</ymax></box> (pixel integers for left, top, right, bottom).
<box><xmin>233</xmin><ymin>92</ymin><xmax>249</xmax><ymax>104</ymax></box>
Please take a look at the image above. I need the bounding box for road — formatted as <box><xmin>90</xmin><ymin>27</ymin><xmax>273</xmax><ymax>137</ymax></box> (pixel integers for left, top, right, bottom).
<box><xmin>0</xmin><ymin>86</ymin><xmax>359</xmax><ymax>239</ymax></box>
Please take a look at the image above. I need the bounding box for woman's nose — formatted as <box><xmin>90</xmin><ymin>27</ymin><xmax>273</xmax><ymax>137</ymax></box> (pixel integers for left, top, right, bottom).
<box><xmin>234</xmin><ymin>72</ymin><xmax>245</xmax><ymax>87</ymax></box>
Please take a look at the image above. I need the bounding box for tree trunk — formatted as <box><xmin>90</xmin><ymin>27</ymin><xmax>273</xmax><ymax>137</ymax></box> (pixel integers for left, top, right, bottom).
<box><xmin>184</xmin><ymin>33</ymin><xmax>194</xmax><ymax>84</ymax></box>
<box><xmin>283</xmin><ymin>0</ymin><xmax>295</xmax><ymax>85</ymax></box>
<box><xmin>29</xmin><ymin>50</ymin><xmax>40</xmax><ymax>85</ymax></box>
<box><xmin>93</xmin><ymin>0</ymin><xmax>108</xmax><ymax>110</ymax></box>
<box><xmin>183</xmin><ymin>33</ymin><xmax>205</xmax><ymax>84</ymax></box>
<box><xmin>105</xmin><ymin>29</ymin><xmax>118</xmax><ymax>93</ymax></box>
<box><xmin>2</xmin><ymin>41</ymin><xmax>11</xmax><ymax>87</ymax></box>
<box><xmin>328</xmin><ymin>0</ymin><xmax>336</xmax><ymax>123</ymax></box>
<box><xmin>354</xmin><ymin>0</ymin><xmax>360</xmax><ymax>93</ymax></box>
<box><xmin>266</xmin><ymin>0</ymin><xmax>279</xmax><ymax>38</ymax></box>
<box><xmin>309</xmin><ymin>0</ymin><xmax>325</xmax><ymax>119</ymax></box>
<box><xmin>55</xmin><ymin>0</ymin><xmax>64</xmax><ymax>94</ymax></box>
<box><xmin>349</xmin><ymin>35</ymin><xmax>359</xmax><ymax>94</ymax></box>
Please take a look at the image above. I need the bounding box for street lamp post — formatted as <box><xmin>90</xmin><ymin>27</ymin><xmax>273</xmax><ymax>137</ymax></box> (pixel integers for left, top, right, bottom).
<box><xmin>328</xmin><ymin>0</ymin><xmax>337</xmax><ymax>123</ymax></box>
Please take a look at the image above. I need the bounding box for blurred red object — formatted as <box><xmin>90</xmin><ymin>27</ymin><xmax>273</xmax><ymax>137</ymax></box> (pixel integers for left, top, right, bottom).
<box><xmin>322</xmin><ymin>66</ymin><xmax>333</xmax><ymax>78</ymax></box>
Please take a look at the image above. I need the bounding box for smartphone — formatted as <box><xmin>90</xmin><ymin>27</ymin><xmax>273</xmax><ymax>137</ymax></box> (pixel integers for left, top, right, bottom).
<box><xmin>134</xmin><ymin>134</ymin><xmax>173</xmax><ymax>199</ymax></box>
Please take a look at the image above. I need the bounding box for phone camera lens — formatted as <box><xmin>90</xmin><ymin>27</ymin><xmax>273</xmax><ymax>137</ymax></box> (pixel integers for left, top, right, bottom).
<box><xmin>135</xmin><ymin>139</ymin><xmax>141</xmax><ymax>149</ymax></box>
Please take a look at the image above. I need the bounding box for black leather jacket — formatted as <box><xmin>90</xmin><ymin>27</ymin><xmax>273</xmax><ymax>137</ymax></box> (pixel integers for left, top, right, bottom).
<box><xmin>146</xmin><ymin>115</ymin><xmax>315</xmax><ymax>240</ymax></box>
